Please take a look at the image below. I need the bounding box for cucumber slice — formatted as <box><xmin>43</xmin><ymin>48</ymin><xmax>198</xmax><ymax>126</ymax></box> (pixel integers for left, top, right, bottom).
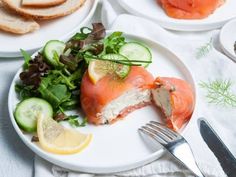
<box><xmin>14</xmin><ymin>98</ymin><xmax>53</xmax><ymax>132</ymax></box>
<box><xmin>119</xmin><ymin>42</ymin><xmax>152</xmax><ymax>67</ymax></box>
<box><xmin>43</xmin><ymin>40</ymin><xmax>66</xmax><ymax>67</ymax></box>
<box><xmin>102</xmin><ymin>54</ymin><xmax>131</xmax><ymax>79</ymax></box>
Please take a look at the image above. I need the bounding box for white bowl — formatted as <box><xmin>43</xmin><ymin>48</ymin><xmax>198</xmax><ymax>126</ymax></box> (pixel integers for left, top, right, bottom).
<box><xmin>220</xmin><ymin>19</ymin><xmax>236</xmax><ymax>61</ymax></box>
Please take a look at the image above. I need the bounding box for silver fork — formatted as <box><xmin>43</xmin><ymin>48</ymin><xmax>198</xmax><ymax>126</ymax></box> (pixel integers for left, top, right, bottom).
<box><xmin>139</xmin><ymin>121</ymin><xmax>205</xmax><ymax>177</ymax></box>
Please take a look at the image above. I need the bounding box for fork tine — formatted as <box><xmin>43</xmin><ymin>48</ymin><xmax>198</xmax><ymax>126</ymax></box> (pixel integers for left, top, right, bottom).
<box><xmin>147</xmin><ymin>123</ymin><xmax>174</xmax><ymax>140</ymax></box>
<box><xmin>139</xmin><ymin>127</ymin><xmax>167</xmax><ymax>145</ymax></box>
<box><xmin>150</xmin><ymin>121</ymin><xmax>180</xmax><ymax>138</ymax></box>
<box><xmin>141</xmin><ymin>126</ymin><xmax>171</xmax><ymax>144</ymax></box>
<box><xmin>145</xmin><ymin>124</ymin><xmax>174</xmax><ymax>143</ymax></box>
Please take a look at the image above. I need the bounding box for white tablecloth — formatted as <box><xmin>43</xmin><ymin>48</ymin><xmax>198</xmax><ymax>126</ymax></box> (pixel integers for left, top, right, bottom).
<box><xmin>1</xmin><ymin>1</ymin><xmax>236</xmax><ymax>177</ymax></box>
<box><xmin>0</xmin><ymin>58</ymin><xmax>34</xmax><ymax>177</ymax></box>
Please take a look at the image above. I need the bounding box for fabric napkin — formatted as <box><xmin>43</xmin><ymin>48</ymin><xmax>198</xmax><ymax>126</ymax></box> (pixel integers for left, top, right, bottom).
<box><xmin>35</xmin><ymin>0</ymin><xmax>236</xmax><ymax>176</ymax></box>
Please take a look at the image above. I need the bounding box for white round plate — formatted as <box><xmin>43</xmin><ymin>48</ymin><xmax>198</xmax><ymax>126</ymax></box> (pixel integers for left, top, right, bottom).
<box><xmin>220</xmin><ymin>19</ymin><xmax>236</xmax><ymax>61</ymax></box>
<box><xmin>8</xmin><ymin>32</ymin><xmax>196</xmax><ymax>173</ymax></box>
<box><xmin>118</xmin><ymin>0</ymin><xmax>236</xmax><ymax>31</ymax></box>
<box><xmin>0</xmin><ymin>0</ymin><xmax>98</xmax><ymax>58</ymax></box>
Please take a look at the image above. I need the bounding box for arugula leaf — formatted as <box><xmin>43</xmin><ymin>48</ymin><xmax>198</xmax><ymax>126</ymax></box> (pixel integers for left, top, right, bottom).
<box><xmin>51</xmin><ymin>70</ymin><xmax>76</xmax><ymax>90</ymax></box>
<box><xmin>38</xmin><ymin>76</ymin><xmax>71</xmax><ymax>108</ymax></box>
<box><xmin>20</xmin><ymin>49</ymin><xmax>31</xmax><ymax>69</ymax></box>
<box><xmin>54</xmin><ymin>112</ymin><xmax>87</xmax><ymax>127</ymax></box>
<box><xmin>102</xmin><ymin>32</ymin><xmax>126</xmax><ymax>54</ymax></box>
<box><xmin>53</xmin><ymin>51</ymin><xmax>64</xmax><ymax>68</ymax></box>
<box><xmin>68</xmin><ymin>116</ymin><xmax>87</xmax><ymax>127</ymax></box>
<box><xmin>72</xmin><ymin>27</ymin><xmax>92</xmax><ymax>40</ymax></box>
<box><xmin>15</xmin><ymin>84</ymin><xmax>37</xmax><ymax>99</ymax></box>
<box><xmin>73</xmin><ymin>32</ymin><xmax>89</xmax><ymax>41</ymax></box>
<box><xmin>69</xmin><ymin>69</ymin><xmax>83</xmax><ymax>82</ymax></box>
<box><xmin>60</xmin><ymin>99</ymin><xmax>79</xmax><ymax>110</ymax></box>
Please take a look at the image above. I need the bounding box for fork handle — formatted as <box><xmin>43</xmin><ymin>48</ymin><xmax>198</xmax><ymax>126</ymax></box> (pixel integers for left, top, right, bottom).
<box><xmin>167</xmin><ymin>143</ymin><xmax>205</xmax><ymax>177</ymax></box>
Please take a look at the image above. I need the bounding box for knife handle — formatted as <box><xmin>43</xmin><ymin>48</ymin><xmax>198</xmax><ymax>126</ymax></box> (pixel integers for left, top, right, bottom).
<box><xmin>199</xmin><ymin>118</ymin><xmax>236</xmax><ymax>177</ymax></box>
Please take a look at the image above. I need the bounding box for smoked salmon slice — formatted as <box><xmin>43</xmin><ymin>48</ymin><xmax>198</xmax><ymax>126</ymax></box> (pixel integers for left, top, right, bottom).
<box><xmin>81</xmin><ymin>66</ymin><xmax>154</xmax><ymax>125</ymax></box>
<box><xmin>152</xmin><ymin>77</ymin><xmax>195</xmax><ymax>130</ymax></box>
<box><xmin>159</xmin><ymin>0</ymin><xmax>225</xmax><ymax>19</ymax></box>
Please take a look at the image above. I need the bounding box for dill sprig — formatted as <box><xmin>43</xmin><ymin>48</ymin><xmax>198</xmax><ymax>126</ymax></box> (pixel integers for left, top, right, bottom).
<box><xmin>196</xmin><ymin>38</ymin><xmax>213</xmax><ymax>59</ymax></box>
<box><xmin>199</xmin><ymin>79</ymin><xmax>236</xmax><ymax>107</ymax></box>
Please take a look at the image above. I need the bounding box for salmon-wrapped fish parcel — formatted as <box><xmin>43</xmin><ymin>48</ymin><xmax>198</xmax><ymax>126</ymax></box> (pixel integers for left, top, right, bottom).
<box><xmin>152</xmin><ymin>77</ymin><xmax>195</xmax><ymax>130</ymax></box>
<box><xmin>81</xmin><ymin>66</ymin><xmax>154</xmax><ymax>125</ymax></box>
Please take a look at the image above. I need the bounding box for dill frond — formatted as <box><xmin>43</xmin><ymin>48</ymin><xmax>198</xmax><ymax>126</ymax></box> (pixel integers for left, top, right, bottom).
<box><xmin>196</xmin><ymin>38</ymin><xmax>213</xmax><ymax>59</ymax></box>
<box><xmin>199</xmin><ymin>79</ymin><xmax>236</xmax><ymax>107</ymax></box>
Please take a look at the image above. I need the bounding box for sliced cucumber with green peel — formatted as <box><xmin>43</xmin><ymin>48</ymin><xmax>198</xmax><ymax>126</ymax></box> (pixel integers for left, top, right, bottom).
<box><xmin>43</xmin><ymin>40</ymin><xmax>66</xmax><ymax>67</ymax></box>
<box><xmin>15</xmin><ymin>98</ymin><xmax>53</xmax><ymax>132</ymax></box>
<box><xmin>102</xmin><ymin>54</ymin><xmax>131</xmax><ymax>79</ymax></box>
<box><xmin>119</xmin><ymin>42</ymin><xmax>152</xmax><ymax>67</ymax></box>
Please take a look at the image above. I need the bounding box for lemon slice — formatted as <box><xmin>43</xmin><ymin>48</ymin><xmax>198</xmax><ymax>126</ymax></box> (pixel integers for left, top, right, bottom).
<box><xmin>88</xmin><ymin>60</ymin><xmax>110</xmax><ymax>84</ymax></box>
<box><xmin>88</xmin><ymin>54</ymin><xmax>131</xmax><ymax>84</ymax></box>
<box><xmin>37</xmin><ymin>114</ymin><xmax>92</xmax><ymax>154</ymax></box>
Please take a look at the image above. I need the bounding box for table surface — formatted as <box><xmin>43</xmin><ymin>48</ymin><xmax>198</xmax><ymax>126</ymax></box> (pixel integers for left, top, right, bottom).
<box><xmin>0</xmin><ymin>58</ymin><xmax>34</xmax><ymax>177</ymax></box>
<box><xmin>0</xmin><ymin>1</ymin><xmax>221</xmax><ymax>177</ymax></box>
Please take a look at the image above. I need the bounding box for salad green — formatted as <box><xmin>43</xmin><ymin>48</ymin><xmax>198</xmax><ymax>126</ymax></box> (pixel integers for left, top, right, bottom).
<box><xmin>15</xmin><ymin>23</ymin><xmax>152</xmax><ymax>132</ymax></box>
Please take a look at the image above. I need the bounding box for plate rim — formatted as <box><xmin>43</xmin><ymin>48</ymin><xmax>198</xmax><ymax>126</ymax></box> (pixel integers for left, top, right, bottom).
<box><xmin>117</xmin><ymin>0</ymin><xmax>234</xmax><ymax>31</ymax></box>
<box><xmin>8</xmin><ymin>31</ymin><xmax>197</xmax><ymax>173</ymax></box>
<box><xmin>0</xmin><ymin>0</ymin><xmax>99</xmax><ymax>58</ymax></box>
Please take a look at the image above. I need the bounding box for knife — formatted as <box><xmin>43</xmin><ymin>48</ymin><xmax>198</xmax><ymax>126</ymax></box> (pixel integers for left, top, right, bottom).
<box><xmin>198</xmin><ymin>118</ymin><xmax>236</xmax><ymax>177</ymax></box>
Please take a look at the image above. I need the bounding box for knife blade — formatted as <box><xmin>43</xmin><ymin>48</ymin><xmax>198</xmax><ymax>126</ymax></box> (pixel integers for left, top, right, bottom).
<box><xmin>198</xmin><ymin>118</ymin><xmax>236</xmax><ymax>177</ymax></box>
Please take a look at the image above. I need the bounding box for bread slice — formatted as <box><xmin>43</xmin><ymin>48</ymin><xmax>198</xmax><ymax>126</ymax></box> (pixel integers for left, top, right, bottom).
<box><xmin>0</xmin><ymin>1</ymin><xmax>39</xmax><ymax>34</ymax></box>
<box><xmin>2</xmin><ymin>0</ymin><xmax>86</xmax><ymax>20</ymax></box>
<box><xmin>22</xmin><ymin>0</ymin><xmax>67</xmax><ymax>7</ymax></box>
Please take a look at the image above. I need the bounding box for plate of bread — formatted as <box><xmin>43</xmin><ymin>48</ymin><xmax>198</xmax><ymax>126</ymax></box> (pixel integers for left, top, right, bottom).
<box><xmin>0</xmin><ymin>0</ymin><xmax>98</xmax><ymax>57</ymax></box>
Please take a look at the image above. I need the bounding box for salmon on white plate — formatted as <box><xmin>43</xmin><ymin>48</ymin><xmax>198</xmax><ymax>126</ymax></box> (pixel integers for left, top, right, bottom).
<box><xmin>158</xmin><ymin>0</ymin><xmax>225</xmax><ymax>19</ymax></box>
<box><xmin>13</xmin><ymin>23</ymin><xmax>195</xmax><ymax>155</ymax></box>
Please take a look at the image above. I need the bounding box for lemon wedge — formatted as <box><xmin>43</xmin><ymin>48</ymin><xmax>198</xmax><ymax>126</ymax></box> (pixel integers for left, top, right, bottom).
<box><xmin>37</xmin><ymin>114</ymin><xmax>92</xmax><ymax>155</ymax></box>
